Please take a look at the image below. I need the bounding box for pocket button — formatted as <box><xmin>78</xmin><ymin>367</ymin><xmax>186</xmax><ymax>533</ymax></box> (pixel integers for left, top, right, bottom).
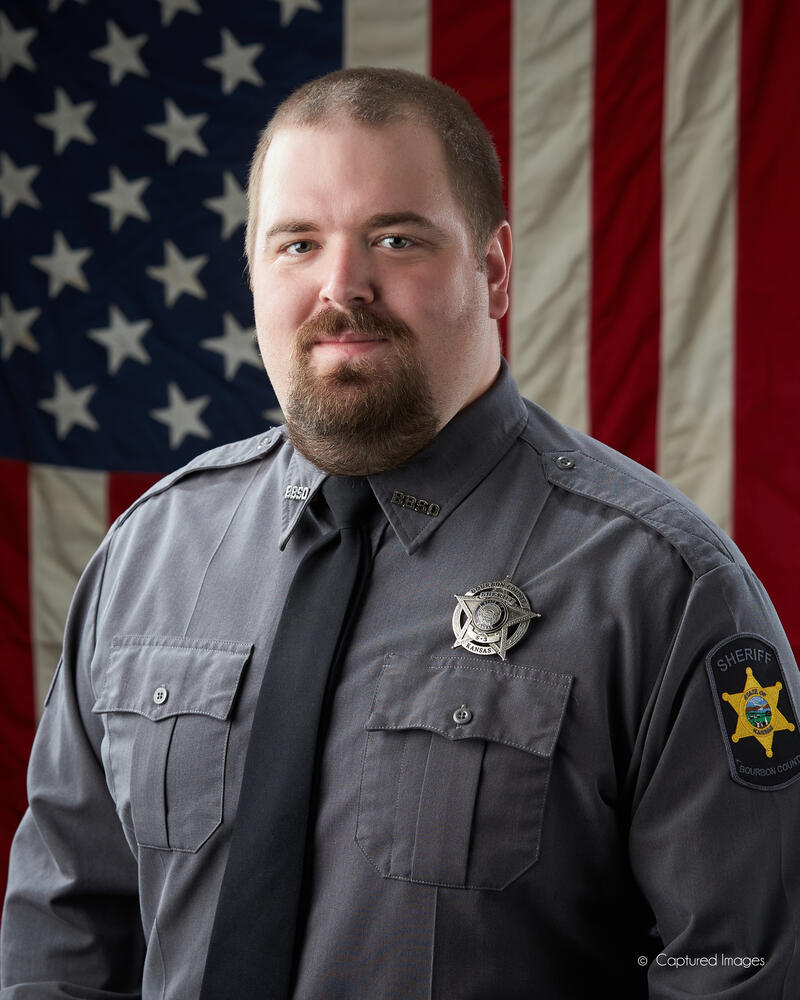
<box><xmin>153</xmin><ymin>686</ymin><xmax>168</xmax><ymax>706</ymax></box>
<box><xmin>453</xmin><ymin>705</ymin><xmax>473</xmax><ymax>725</ymax></box>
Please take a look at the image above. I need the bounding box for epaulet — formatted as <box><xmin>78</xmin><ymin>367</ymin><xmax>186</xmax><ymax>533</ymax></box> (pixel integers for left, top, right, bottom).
<box><xmin>539</xmin><ymin>446</ymin><xmax>738</xmax><ymax>579</ymax></box>
<box><xmin>113</xmin><ymin>427</ymin><xmax>283</xmax><ymax>530</ymax></box>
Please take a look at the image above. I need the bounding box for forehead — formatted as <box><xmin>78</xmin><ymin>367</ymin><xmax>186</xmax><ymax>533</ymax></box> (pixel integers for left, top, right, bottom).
<box><xmin>257</xmin><ymin>118</ymin><xmax>462</xmax><ymax>228</ymax></box>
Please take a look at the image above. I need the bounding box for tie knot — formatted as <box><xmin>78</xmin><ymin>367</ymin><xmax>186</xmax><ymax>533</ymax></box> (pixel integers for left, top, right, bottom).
<box><xmin>321</xmin><ymin>476</ymin><xmax>376</xmax><ymax>528</ymax></box>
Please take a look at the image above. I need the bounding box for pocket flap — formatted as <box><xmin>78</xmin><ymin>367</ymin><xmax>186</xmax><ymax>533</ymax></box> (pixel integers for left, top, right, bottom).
<box><xmin>92</xmin><ymin>635</ymin><xmax>254</xmax><ymax>721</ymax></box>
<box><xmin>366</xmin><ymin>653</ymin><xmax>572</xmax><ymax>758</ymax></box>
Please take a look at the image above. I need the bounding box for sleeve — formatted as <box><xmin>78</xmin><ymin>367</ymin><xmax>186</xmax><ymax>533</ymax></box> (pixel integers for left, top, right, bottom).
<box><xmin>627</xmin><ymin>560</ymin><xmax>800</xmax><ymax>998</ymax></box>
<box><xmin>0</xmin><ymin>540</ymin><xmax>146</xmax><ymax>997</ymax></box>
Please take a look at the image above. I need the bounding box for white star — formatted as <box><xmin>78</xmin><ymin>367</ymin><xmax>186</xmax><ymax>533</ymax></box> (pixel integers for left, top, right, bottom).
<box><xmin>0</xmin><ymin>293</ymin><xmax>40</xmax><ymax>361</ymax></box>
<box><xmin>49</xmin><ymin>0</ymin><xmax>87</xmax><ymax>11</ymax></box>
<box><xmin>35</xmin><ymin>87</ymin><xmax>96</xmax><ymax>154</ymax></box>
<box><xmin>203</xmin><ymin>170</ymin><xmax>247</xmax><ymax>239</ymax></box>
<box><xmin>31</xmin><ymin>231</ymin><xmax>91</xmax><ymax>298</ymax></box>
<box><xmin>271</xmin><ymin>0</ymin><xmax>322</xmax><ymax>28</ymax></box>
<box><xmin>88</xmin><ymin>304</ymin><xmax>152</xmax><ymax>375</ymax></box>
<box><xmin>201</xmin><ymin>313</ymin><xmax>262</xmax><ymax>380</ymax></box>
<box><xmin>146</xmin><ymin>98</ymin><xmax>208</xmax><ymax>164</ymax></box>
<box><xmin>157</xmin><ymin>0</ymin><xmax>201</xmax><ymax>27</ymax></box>
<box><xmin>203</xmin><ymin>28</ymin><xmax>264</xmax><ymax>95</ymax></box>
<box><xmin>0</xmin><ymin>152</ymin><xmax>40</xmax><ymax>217</ymax></box>
<box><xmin>0</xmin><ymin>10</ymin><xmax>36</xmax><ymax>80</ymax></box>
<box><xmin>150</xmin><ymin>382</ymin><xmax>212</xmax><ymax>449</ymax></box>
<box><xmin>39</xmin><ymin>373</ymin><xmax>99</xmax><ymax>440</ymax></box>
<box><xmin>146</xmin><ymin>240</ymin><xmax>208</xmax><ymax>307</ymax></box>
<box><xmin>90</xmin><ymin>166</ymin><xmax>150</xmax><ymax>232</ymax></box>
<box><xmin>90</xmin><ymin>20</ymin><xmax>148</xmax><ymax>86</ymax></box>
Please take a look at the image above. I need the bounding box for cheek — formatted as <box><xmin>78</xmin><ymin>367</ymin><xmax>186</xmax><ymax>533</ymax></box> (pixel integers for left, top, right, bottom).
<box><xmin>411</xmin><ymin>273</ymin><xmax>483</xmax><ymax>341</ymax></box>
<box><xmin>391</xmin><ymin>270</ymin><xmax>465</xmax><ymax>327</ymax></box>
<box><xmin>253</xmin><ymin>275</ymin><xmax>296</xmax><ymax>338</ymax></box>
<box><xmin>252</xmin><ymin>288</ymin><xmax>297</xmax><ymax>399</ymax></box>
<box><xmin>254</xmin><ymin>267</ymin><xmax>317</xmax><ymax>330</ymax></box>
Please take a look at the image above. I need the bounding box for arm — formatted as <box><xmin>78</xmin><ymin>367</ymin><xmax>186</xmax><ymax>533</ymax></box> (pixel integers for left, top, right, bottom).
<box><xmin>1</xmin><ymin>543</ymin><xmax>145</xmax><ymax>997</ymax></box>
<box><xmin>628</xmin><ymin>562</ymin><xmax>800</xmax><ymax>997</ymax></box>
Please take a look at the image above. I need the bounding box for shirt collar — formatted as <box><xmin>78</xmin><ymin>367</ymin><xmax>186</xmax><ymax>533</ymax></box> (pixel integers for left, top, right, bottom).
<box><xmin>279</xmin><ymin>359</ymin><xmax>527</xmax><ymax>553</ymax></box>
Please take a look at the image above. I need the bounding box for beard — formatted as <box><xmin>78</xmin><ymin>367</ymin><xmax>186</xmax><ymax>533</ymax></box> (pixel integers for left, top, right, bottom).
<box><xmin>283</xmin><ymin>307</ymin><xmax>440</xmax><ymax>476</ymax></box>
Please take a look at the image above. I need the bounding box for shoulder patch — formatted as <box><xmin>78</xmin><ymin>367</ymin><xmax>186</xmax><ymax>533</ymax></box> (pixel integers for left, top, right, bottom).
<box><xmin>706</xmin><ymin>633</ymin><xmax>800</xmax><ymax>790</ymax></box>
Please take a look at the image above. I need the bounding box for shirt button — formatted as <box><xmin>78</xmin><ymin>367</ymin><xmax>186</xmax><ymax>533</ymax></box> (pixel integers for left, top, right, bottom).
<box><xmin>453</xmin><ymin>705</ymin><xmax>473</xmax><ymax>725</ymax></box>
<box><xmin>555</xmin><ymin>455</ymin><xmax>575</xmax><ymax>470</ymax></box>
<box><xmin>153</xmin><ymin>686</ymin><xmax>168</xmax><ymax>706</ymax></box>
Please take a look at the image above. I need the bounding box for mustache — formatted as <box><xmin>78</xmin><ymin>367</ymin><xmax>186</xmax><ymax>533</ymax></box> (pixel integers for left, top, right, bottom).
<box><xmin>295</xmin><ymin>308</ymin><xmax>414</xmax><ymax>351</ymax></box>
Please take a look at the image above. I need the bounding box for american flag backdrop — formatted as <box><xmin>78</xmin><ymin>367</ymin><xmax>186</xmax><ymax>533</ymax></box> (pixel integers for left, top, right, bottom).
<box><xmin>1</xmin><ymin>0</ymin><xmax>798</xmax><ymax>899</ymax></box>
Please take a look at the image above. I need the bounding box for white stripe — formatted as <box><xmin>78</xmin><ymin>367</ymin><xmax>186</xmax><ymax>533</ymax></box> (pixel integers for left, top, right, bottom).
<box><xmin>344</xmin><ymin>0</ymin><xmax>429</xmax><ymax>73</ymax></box>
<box><xmin>659</xmin><ymin>0</ymin><xmax>739</xmax><ymax>531</ymax></box>
<box><xmin>510</xmin><ymin>0</ymin><xmax>594</xmax><ymax>432</ymax></box>
<box><xmin>30</xmin><ymin>465</ymin><xmax>107</xmax><ymax>714</ymax></box>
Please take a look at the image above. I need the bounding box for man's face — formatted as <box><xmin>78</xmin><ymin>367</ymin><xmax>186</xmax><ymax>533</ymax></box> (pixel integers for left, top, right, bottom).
<box><xmin>251</xmin><ymin>116</ymin><xmax>510</xmax><ymax>474</ymax></box>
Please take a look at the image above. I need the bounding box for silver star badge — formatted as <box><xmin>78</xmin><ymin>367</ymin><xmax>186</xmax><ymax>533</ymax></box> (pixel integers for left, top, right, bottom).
<box><xmin>452</xmin><ymin>577</ymin><xmax>540</xmax><ymax>660</ymax></box>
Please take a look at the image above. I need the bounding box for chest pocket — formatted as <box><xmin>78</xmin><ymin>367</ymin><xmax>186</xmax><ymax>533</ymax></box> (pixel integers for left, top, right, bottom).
<box><xmin>92</xmin><ymin>635</ymin><xmax>253</xmax><ymax>853</ymax></box>
<box><xmin>357</xmin><ymin>653</ymin><xmax>572</xmax><ymax>890</ymax></box>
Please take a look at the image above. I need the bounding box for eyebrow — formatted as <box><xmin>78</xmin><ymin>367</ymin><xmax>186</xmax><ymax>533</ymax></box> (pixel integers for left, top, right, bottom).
<box><xmin>363</xmin><ymin>212</ymin><xmax>446</xmax><ymax>236</ymax></box>
<box><xmin>263</xmin><ymin>212</ymin><xmax>448</xmax><ymax>243</ymax></box>
<box><xmin>263</xmin><ymin>220</ymin><xmax>320</xmax><ymax>241</ymax></box>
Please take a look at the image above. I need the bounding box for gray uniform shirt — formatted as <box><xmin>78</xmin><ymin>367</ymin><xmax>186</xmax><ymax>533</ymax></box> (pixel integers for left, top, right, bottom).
<box><xmin>3</xmin><ymin>363</ymin><xmax>800</xmax><ymax>998</ymax></box>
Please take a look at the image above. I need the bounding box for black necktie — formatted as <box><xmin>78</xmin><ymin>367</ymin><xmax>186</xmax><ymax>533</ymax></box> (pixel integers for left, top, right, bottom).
<box><xmin>199</xmin><ymin>476</ymin><xmax>377</xmax><ymax>1000</ymax></box>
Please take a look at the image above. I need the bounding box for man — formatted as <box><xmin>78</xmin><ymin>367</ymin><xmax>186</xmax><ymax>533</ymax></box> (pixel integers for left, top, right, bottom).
<box><xmin>3</xmin><ymin>67</ymin><xmax>800</xmax><ymax>998</ymax></box>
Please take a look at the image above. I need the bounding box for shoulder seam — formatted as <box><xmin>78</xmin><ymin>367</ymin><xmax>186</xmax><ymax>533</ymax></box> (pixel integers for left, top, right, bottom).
<box><xmin>112</xmin><ymin>431</ymin><xmax>281</xmax><ymax>532</ymax></box>
<box><xmin>538</xmin><ymin>447</ymin><xmax>737</xmax><ymax>577</ymax></box>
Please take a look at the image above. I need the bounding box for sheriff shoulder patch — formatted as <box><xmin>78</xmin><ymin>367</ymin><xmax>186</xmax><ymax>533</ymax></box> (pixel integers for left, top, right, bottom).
<box><xmin>706</xmin><ymin>633</ymin><xmax>800</xmax><ymax>790</ymax></box>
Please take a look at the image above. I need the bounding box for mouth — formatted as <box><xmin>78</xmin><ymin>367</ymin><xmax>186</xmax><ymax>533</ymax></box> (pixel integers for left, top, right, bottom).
<box><xmin>309</xmin><ymin>330</ymin><xmax>391</xmax><ymax>362</ymax></box>
<box><xmin>313</xmin><ymin>329</ymin><xmax>386</xmax><ymax>344</ymax></box>
<box><xmin>295</xmin><ymin>308</ymin><xmax>412</xmax><ymax>372</ymax></box>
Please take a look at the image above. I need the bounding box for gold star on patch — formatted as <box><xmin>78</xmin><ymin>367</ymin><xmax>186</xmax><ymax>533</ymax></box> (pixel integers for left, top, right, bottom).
<box><xmin>452</xmin><ymin>577</ymin><xmax>540</xmax><ymax>660</ymax></box>
<box><xmin>722</xmin><ymin>667</ymin><xmax>795</xmax><ymax>758</ymax></box>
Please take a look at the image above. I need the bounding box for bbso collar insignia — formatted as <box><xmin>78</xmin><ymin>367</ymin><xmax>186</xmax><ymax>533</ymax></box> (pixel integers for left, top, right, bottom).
<box><xmin>706</xmin><ymin>633</ymin><xmax>800</xmax><ymax>790</ymax></box>
<box><xmin>452</xmin><ymin>577</ymin><xmax>540</xmax><ymax>660</ymax></box>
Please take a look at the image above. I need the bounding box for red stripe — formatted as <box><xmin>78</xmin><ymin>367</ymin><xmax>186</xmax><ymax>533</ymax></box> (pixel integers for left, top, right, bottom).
<box><xmin>735</xmin><ymin>3</ymin><xmax>800</xmax><ymax>654</ymax></box>
<box><xmin>108</xmin><ymin>472</ymin><xmax>162</xmax><ymax>525</ymax></box>
<box><xmin>429</xmin><ymin>0</ymin><xmax>512</xmax><ymax>354</ymax></box>
<box><xmin>589</xmin><ymin>0</ymin><xmax>666</xmax><ymax>470</ymax></box>
<box><xmin>0</xmin><ymin>460</ymin><xmax>36</xmax><ymax>900</ymax></box>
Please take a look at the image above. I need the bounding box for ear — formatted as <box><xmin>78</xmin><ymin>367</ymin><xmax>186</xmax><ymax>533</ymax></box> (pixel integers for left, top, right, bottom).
<box><xmin>486</xmin><ymin>221</ymin><xmax>512</xmax><ymax>320</ymax></box>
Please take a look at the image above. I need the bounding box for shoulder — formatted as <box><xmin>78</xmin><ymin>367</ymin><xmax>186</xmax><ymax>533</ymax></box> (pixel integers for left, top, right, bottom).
<box><xmin>518</xmin><ymin>398</ymin><xmax>741</xmax><ymax>579</ymax></box>
<box><xmin>112</xmin><ymin>427</ymin><xmax>286</xmax><ymax>531</ymax></box>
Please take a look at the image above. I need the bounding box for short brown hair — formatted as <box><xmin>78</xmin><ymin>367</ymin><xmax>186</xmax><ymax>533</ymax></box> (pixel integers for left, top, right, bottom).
<box><xmin>245</xmin><ymin>67</ymin><xmax>506</xmax><ymax>273</ymax></box>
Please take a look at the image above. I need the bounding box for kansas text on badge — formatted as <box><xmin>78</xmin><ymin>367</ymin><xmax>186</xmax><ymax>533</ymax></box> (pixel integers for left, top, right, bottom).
<box><xmin>706</xmin><ymin>633</ymin><xmax>800</xmax><ymax>790</ymax></box>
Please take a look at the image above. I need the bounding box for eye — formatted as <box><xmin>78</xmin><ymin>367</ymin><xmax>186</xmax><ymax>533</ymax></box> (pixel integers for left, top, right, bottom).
<box><xmin>283</xmin><ymin>240</ymin><xmax>315</xmax><ymax>256</ymax></box>
<box><xmin>376</xmin><ymin>235</ymin><xmax>414</xmax><ymax>250</ymax></box>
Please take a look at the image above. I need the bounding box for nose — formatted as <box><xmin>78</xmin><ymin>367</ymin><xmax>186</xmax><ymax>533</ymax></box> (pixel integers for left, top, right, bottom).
<box><xmin>318</xmin><ymin>239</ymin><xmax>375</xmax><ymax>309</ymax></box>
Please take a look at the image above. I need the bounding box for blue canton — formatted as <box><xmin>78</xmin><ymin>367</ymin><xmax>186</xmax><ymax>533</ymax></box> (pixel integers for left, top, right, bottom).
<box><xmin>0</xmin><ymin>0</ymin><xmax>342</xmax><ymax>472</ymax></box>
